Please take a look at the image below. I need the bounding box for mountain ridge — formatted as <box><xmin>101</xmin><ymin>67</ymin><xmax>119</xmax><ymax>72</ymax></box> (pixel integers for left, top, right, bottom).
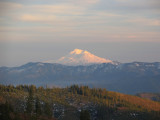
<box><xmin>0</xmin><ymin>49</ymin><xmax>160</xmax><ymax>94</ymax></box>
<box><xmin>0</xmin><ymin>61</ymin><xmax>160</xmax><ymax>94</ymax></box>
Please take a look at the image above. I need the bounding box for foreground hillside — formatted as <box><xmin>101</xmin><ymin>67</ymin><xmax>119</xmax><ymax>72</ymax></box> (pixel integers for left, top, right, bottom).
<box><xmin>0</xmin><ymin>85</ymin><xmax>160</xmax><ymax>120</ymax></box>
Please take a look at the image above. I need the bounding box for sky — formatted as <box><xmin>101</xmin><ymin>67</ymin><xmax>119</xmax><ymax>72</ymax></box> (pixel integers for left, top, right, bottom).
<box><xmin>0</xmin><ymin>0</ymin><xmax>160</xmax><ymax>67</ymax></box>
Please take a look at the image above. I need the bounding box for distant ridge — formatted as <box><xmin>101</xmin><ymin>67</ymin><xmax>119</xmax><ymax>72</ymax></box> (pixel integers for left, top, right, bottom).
<box><xmin>0</xmin><ymin>61</ymin><xmax>160</xmax><ymax>94</ymax></box>
<box><xmin>1</xmin><ymin>48</ymin><xmax>160</xmax><ymax>94</ymax></box>
<box><xmin>46</xmin><ymin>49</ymin><xmax>112</xmax><ymax>66</ymax></box>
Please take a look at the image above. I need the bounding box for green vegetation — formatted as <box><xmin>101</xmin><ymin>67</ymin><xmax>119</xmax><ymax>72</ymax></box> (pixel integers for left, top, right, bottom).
<box><xmin>0</xmin><ymin>84</ymin><xmax>160</xmax><ymax>120</ymax></box>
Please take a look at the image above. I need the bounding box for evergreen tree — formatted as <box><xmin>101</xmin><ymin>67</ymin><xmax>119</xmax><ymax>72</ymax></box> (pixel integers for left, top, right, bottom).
<box><xmin>80</xmin><ymin>110</ymin><xmax>90</xmax><ymax>120</ymax></box>
<box><xmin>26</xmin><ymin>87</ymin><xmax>34</xmax><ymax>114</ymax></box>
<box><xmin>0</xmin><ymin>101</ymin><xmax>13</xmax><ymax>120</ymax></box>
<box><xmin>44</xmin><ymin>102</ymin><xmax>52</xmax><ymax>117</ymax></box>
<box><xmin>97</xmin><ymin>105</ymin><xmax>110</xmax><ymax>120</ymax></box>
<box><xmin>14</xmin><ymin>112</ymin><xmax>21</xmax><ymax>120</ymax></box>
<box><xmin>35</xmin><ymin>97</ymin><xmax>42</xmax><ymax>115</ymax></box>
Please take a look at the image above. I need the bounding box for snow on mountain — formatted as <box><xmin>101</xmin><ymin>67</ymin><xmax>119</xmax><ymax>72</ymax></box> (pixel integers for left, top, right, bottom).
<box><xmin>46</xmin><ymin>49</ymin><xmax>113</xmax><ymax>66</ymax></box>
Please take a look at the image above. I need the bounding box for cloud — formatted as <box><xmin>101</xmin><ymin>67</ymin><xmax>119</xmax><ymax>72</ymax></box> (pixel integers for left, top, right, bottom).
<box><xmin>127</xmin><ymin>18</ymin><xmax>160</xmax><ymax>26</ymax></box>
<box><xmin>0</xmin><ymin>2</ymin><xmax>23</xmax><ymax>10</ymax></box>
<box><xmin>95</xmin><ymin>11</ymin><xmax>122</xmax><ymax>17</ymax></box>
<box><xmin>0</xmin><ymin>2</ymin><xmax>23</xmax><ymax>14</ymax></box>
<box><xmin>14</xmin><ymin>3</ymin><xmax>122</xmax><ymax>26</ymax></box>
<box><xmin>95</xmin><ymin>0</ymin><xmax>160</xmax><ymax>14</ymax></box>
<box><xmin>0</xmin><ymin>0</ymin><xmax>160</xmax><ymax>43</ymax></box>
<box><xmin>0</xmin><ymin>2</ymin><xmax>22</xmax><ymax>9</ymax></box>
<box><xmin>70</xmin><ymin>0</ymin><xmax>100</xmax><ymax>5</ymax></box>
<box><xmin>20</xmin><ymin>14</ymin><xmax>57</xmax><ymax>22</ymax></box>
<box><xmin>27</xmin><ymin>4</ymin><xmax>86</xmax><ymax>15</ymax></box>
<box><xmin>12</xmin><ymin>3</ymin><xmax>123</xmax><ymax>27</ymax></box>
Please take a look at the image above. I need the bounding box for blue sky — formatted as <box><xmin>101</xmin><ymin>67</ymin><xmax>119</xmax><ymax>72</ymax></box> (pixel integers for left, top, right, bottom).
<box><xmin>0</xmin><ymin>0</ymin><xmax>160</xmax><ymax>66</ymax></box>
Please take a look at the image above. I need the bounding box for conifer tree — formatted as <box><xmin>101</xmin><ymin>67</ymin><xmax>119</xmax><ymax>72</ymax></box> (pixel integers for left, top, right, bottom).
<box><xmin>35</xmin><ymin>96</ymin><xmax>42</xmax><ymax>115</ymax></box>
<box><xmin>80</xmin><ymin>110</ymin><xmax>90</xmax><ymax>120</ymax></box>
<box><xmin>44</xmin><ymin>102</ymin><xmax>52</xmax><ymax>117</ymax></box>
<box><xmin>0</xmin><ymin>101</ymin><xmax>13</xmax><ymax>120</ymax></box>
<box><xmin>26</xmin><ymin>88</ymin><xmax>34</xmax><ymax>114</ymax></box>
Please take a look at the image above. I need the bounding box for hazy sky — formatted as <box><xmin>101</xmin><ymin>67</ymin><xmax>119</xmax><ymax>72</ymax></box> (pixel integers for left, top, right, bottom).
<box><xmin>0</xmin><ymin>0</ymin><xmax>160</xmax><ymax>66</ymax></box>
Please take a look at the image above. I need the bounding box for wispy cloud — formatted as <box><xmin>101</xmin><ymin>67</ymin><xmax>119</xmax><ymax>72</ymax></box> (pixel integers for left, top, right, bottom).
<box><xmin>0</xmin><ymin>2</ymin><xmax>22</xmax><ymax>14</ymax></box>
<box><xmin>27</xmin><ymin>4</ymin><xmax>86</xmax><ymax>15</ymax></box>
<box><xmin>0</xmin><ymin>2</ymin><xmax>22</xmax><ymax>9</ymax></box>
<box><xmin>20</xmin><ymin>14</ymin><xmax>57</xmax><ymax>22</ymax></box>
<box><xmin>127</xmin><ymin>18</ymin><xmax>160</xmax><ymax>26</ymax></box>
<box><xmin>69</xmin><ymin>0</ymin><xmax>100</xmax><ymax>5</ymax></box>
<box><xmin>0</xmin><ymin>0</ymin><xmax>160</xmax><ymax>43</ymax></box>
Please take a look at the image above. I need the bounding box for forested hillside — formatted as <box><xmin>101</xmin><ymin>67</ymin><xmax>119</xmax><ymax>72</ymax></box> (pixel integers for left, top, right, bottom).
<box><xmin>0</xmin><ymin>85</ymin><xmax>160</xmax><ymax>120</ymax></box>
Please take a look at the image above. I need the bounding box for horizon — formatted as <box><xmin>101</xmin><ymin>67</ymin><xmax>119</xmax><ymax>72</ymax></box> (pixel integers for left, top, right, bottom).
<box><xmin>0</xmin><ymin>0</ymin><xmax>160</xmax><ymax>67</ymax></box>
<box><xmin>1</xmin><ymin>46</ymin><xmax>160</xmax><ymax>67</ymax></box>
<box><xmin>1</xmin><ymin>43</ymin><xmax>160</xmax><ymax>67</ymax></box>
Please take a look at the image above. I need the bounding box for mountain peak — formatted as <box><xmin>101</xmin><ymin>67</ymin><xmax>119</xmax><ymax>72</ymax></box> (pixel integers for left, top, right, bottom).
<box><xmin>70</xmin><ymin>49</ymin><xmax>83</xmax><ymax>55</ymax></box>
<box><xmin>56</xmin><ymin>49</ymin><xmax>113</xmax><ymax>66</ymax></box>
<box><xmin>70</xmin><ymin>49</ymin><xmax>92</xmax><ymax>55</ymax></box>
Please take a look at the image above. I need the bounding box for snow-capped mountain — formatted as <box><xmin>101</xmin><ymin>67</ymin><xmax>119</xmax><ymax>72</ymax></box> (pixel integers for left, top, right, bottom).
<box><xmin>1</xmin><ymin>48</ymin><xmax>160</xmax><ymax>94</ymax></box>
<box><xmin>46</xmin><ymin>49</ymin><xmax>112</xmax><ymax>66</ymax></box>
